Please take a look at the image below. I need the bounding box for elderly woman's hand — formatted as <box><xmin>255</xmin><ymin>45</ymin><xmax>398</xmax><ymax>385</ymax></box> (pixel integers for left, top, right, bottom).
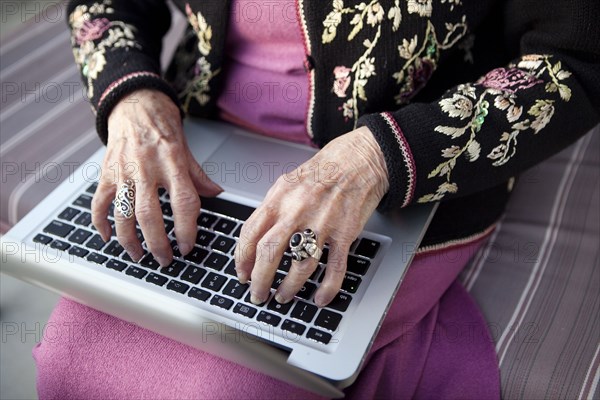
<box><xmin>235</xmin><ymin>126</ymin><xmax>389</xmax><ymax>307</ymax></box>
<box><xmin>92</xmin><ymin>89</ymin><xmax>223</xmax><ymax>266</ymax></box>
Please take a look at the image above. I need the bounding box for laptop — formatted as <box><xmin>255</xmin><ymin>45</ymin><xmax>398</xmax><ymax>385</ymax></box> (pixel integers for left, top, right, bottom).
<box><xmin>0</xmin><ymin>119</ymin><xmax>436</xmax><ymax>398</ymax></box>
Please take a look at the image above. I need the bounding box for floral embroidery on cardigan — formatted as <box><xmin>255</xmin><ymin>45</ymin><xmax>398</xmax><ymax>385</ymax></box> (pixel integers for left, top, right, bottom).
<box><xmin>418</xmin><ymin>55</ymin><xmax>572</xmax><ymax>203</ymax></box>
<box><xmin>69</xmin><ymin>0</ymin><xmax>140</xmax><ymax>100</ymax></box>
<box><xmin>322</xmin><ymin>0</ymin><xmax>467</xmax><ymax>126</ymax></box>
<box><xmin>178</xmin><ymin>4</ymin><xmax>220</xmax><ymax>113</ymax></box>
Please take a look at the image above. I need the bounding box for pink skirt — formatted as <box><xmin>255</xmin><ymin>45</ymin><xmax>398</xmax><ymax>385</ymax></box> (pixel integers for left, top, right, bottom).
<box><xmin>33</xmin><ymin>237</ymin><xmax>499</xmax><ymax>399</ymax></box>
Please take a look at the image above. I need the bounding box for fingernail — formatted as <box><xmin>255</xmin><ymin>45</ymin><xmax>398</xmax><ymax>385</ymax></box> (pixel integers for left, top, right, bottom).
<box><xmin>275</xmin><ymin>293</ymin><xmax>288</xmax><ymax>304</ymax></box>
<box><xmin>314</xmin><ymin>293</ymin><xmax>326</xmax><ymax>308</ymax></box>
<box><xmin>129</xmin><ymin>251</ymin><xmax>142</xmax><ymax>262</ymax></box>
<box><xmin>179</xmin><ymin>242</ymin><xmax>192</xmax><ymax>256</ymax></box>
<box><xmin>156</xmin><ymin>256</ymin><xmax>171</xmax><ymax>267</ymax></box>
<box><xmin>211</xmin><ymin>181</ymin><xmax>224</xmax><ymax>193</ymax></box>
<box><xmin>102</xmin><ymin>226</ymin><xmax>112</xmax><ymax>241</ymax></box>
<box><xmin>237</xmin><ymin>271</ymin><xmax>248</xmax><ymax>284</ymax></box>
<box><xmin>250</xmin><ymin>293</ymin><xmax>264</xmax><ymax>305</ymax></box>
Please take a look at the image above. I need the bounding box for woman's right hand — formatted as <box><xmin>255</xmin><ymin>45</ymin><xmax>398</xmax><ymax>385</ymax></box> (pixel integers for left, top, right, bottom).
<box><xmin>92</xmin><ymin>89</ymin><xmax>223</xmax><ymax>266</ymax></box>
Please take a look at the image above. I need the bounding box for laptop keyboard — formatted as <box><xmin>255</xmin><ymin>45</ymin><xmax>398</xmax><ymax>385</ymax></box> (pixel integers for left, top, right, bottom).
<box><xmin>34</xmin><ymin>183</ymin><xmax>381</xmax><ymax>346</ymax></box>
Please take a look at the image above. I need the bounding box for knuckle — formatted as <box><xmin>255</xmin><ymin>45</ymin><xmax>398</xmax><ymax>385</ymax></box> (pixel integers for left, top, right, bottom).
<box><xmin>172</xmin><ymin>190</ymin><xmax>200</xmax><ymax>212</ymax></box>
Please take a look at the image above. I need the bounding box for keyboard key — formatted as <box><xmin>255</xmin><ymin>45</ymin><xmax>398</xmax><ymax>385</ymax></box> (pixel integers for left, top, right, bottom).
<box><xmin>73</xmin><ymin>212</ymin><xmax>92</xmax><ymax>227</ymax></box>
<box><xmin>44</xmin><ymin>220</ymin><xmax>75</xmax><ymax>238</ymax></box>
<box><xmin>162</xmin><ymin>260</ymin><xmax>187</xmax><ymax>277</ymax></box>
<box><xmin>73</xmin><ymin>194</ymin><xmax>93</xmax><ymax>209</ymax></box>
<box><xmin>58</xmin><ymin>207</ymin><xmax>80</xmax><ymax>221</ymax></box>
<box><xmin>68</xmin><ymin>229</ymin><xmax>92</xmax><ymax>245</ymax></box>
<box><xmin>257</xmin><ymin>311</ymin><xmax>281</xmax><ymax>327</ymax></box>
<box><xmin>232</xmin><ymin>225</ymin><xmax>242</xmax><ymax>238</ymax></box>
<box><xmin>320</xmin><ymin>247</ymin><xmax>329</xmax><ymax>264</ymax></box>
<box><xmin>169</xmin><ymin>240</ymin><xmax>182</xmax><ymax>257</ymax></box>
<box><xmin>181</xmin><ymin>265</ymin><xmax>206</xmax><ymax>285</ymax></box>
<box><xmin>245</xmin><ymin>293</ymin><xmax>267</xmax><ymax>307</ymax></box>
<box><xmin>140</xmin><ymin>254</ymin><xmax>160</xmax><ymax>270</ymax></box>
<box><xmin>281</xmin><ymin>320</ymin><xmax>306</xmax><ymax>336</ymax></box>
<box><xmin>167</xmin><ymin>280</ymin><xmax>190</xmax><ymax>294</ymax></box>
<box><xmin>214</xmin><ymin>218</ymin><xmax>237</xmax><ymax>235</ymax></box>
<box><xmin>50</xmin><ymin>240</ymin><xmax>70</xmax><ymax>250</ymax></box>
<box><xmin>296</xmin><ymin>282</ymin><xmax>317</xmax><ymax>300</ymax></box>
<box><xmin>87</xmin><ymin>252</ymin><xmax>108</xmax><ymax>265</ymax></box>
<box><xmin>106</xmin><ymin>259</ymin><xmax>127</xmax><ymax>271</ymax></box>
<box><xmin>146</xmin><ymin>273</ymin><xmax>168</xmax><ymax>286</ymax></box>
<box><xmin>271</xmin><ymin>272</ymin><xmax>286</xmax><ymax>289</ymax></box>
<box><xmin>86</xmin><ymin>183</ymin><xmax>98</xmax><ymax>194</ymax></box>
<box><xmin>197</xmin><ymin>213</ymin><xmax>217</xmax><ymax>228</ymax></box>
<box><xmin>201</xmin><ymin>272</ymin><xmax>227</xmax><ymax>291</ymax></box>
<box><xmin>327</xmin><ymin>293</ymin><xmax>352</xmax><ymax>312</ymax></box>
<box><xmin>184</xmin><ymin>246</ymin><xmax>208</xmax><ymax>265</ymax></box>
<box><xmin>85</xmin><ymin>234</ymin><xmax>106</xmax><ymax>250</ymax></box>
<box><xmin>354</xmin><ymin>238</ymin><xmax>380</xmax><ymax>259</ymax></box>
<box><xmin>233</xmin><ymin>303</ymin><xmax>257</xmax><ymax>318</ymax></box>
<box><xmin>126</xmin><ymin>266</ymin><xmax>147</xmax><ymax>279</ymax></box>
<box><xmin>267</xmin><ymin>298</ymin><xmax>293</xmax><ymax>315</ymax></box>
<box><xmin>309</xmin><ymin>267</ymin><xmax>321</xmax><ymax>282</ymax></box>
<box><xmin>290</xmin><ymin>301</ymin><xmax>317</xmax><ymax>323</ymax></box>
<box><xmin>224</xmin><ymin>259</ymin><xmax>237</xmax><ymax>276</ymax></box>
<box><xmin>347</xmin><ymin>255</ymin><xmax>370</xmax><ymax>275</ymax></box>
<box><xmin>278</xmin><ymin>255</ymin><xmax>293</xmax><ymax>272</ymax></box>
<box><xmin>33</xmin><ymin>233</ymin><xmax>52</xmax><ymax>245</ymax></box>
<box><xmin>306</xmin><ymin>328</ymin><xmax>332</xmax><ymax>344</ymax></box>
<box><xmin>161</xmin><ymin>202</ymin><xmax>173</xmax><ymax>217</ymax></box>
<box><xmin>200</xmin><ymin>197</ymin><xmax>255</xmax><ymax>221</ymax></box>
<box><xmin>210</xmin><ymin>295</ymin><xmax>234</xmax><ymax>310</ymax></box>
<box><xmin>203</xmin><ymin>253</ymin><xmax>228</xmax><ymax>271</ymax></box>
<box><xmin>188</xmin><ymin>287</ymin><xmax>211</xmax><ymax>302</ymax></box>
<box><xmin>68</xmin><ymin>246</ymin><xmax>89</xmax><ymax>258</ymax></box>
<box><xmin>103</xmin><ymin>240</ymin><xmax>124</xmax><ymax>257</ymax></box>
<box><xmin>315</xmin><ymin>310</ymin><xmax>342</xmax><ymax>332</ymax></box>
<box><xmin>222</xmin><ymin>279</ymin><xmax>249</xmax><ymax>299</ymax></box>
<box><xmin>158</xmin><ymin>187</ymin><xmax>167</xmax><ymax>197</ymax></box>
<box><xmin>211</xmin><ymin>236</ymin><xmax>236</xmax><ymax>253</ymax></box>
<box><xmin>164</xmin><ymin>220</ymin><xmax>174</xmax><ymax>234</ymax></box>
<box><xmin>341</xmin><ymin>274</ymin><xmax>361</xmax><ymax>293</ymax></box>
<box><xmin>196</xmin><ymin>230</ymin><xmax>216</xmax><ymax>247</ymax></box>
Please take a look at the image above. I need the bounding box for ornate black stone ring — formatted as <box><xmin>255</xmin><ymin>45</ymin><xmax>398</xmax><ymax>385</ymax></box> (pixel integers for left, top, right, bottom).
<box><xmin>289</xmin><ymin>229</ymin><xmax>322</xmax><ymax>262</ymax></box>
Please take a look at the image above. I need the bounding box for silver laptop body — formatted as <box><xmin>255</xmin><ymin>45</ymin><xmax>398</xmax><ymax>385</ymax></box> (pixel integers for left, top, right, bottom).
<box><xmin>0</xmin><ymin>119</ymin><xmax>436</xmax><ymax>398</ymax></box>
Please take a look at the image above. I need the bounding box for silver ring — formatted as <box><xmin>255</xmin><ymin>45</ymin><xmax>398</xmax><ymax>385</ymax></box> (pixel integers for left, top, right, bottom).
<box><xmin>289</xmin><ymin>229</ymin><xmax>322</xmax><ymax>262</ymax></box>
<box><xmin>113</xmin><ymin>179</ymin><xmax>136</xmax><ymax>219</ymax></box>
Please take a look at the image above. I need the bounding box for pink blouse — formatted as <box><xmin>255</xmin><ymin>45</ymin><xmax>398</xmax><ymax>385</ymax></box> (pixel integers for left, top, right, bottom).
<box><xmin>217</xmin><ymin>0</ymin><xmax>311</xmax><ymax>145</ymax></box>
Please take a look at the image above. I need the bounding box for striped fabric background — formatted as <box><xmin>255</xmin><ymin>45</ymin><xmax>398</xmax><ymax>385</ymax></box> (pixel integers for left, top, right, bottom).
<box><xmin>1</xmin><ymin>7</ymin><xmax>598</xmax><ymax>399</ymax></box>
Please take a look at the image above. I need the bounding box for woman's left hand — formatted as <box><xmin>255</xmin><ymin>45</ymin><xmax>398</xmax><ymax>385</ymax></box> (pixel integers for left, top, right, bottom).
<box><xmin>235</xmin><ymin>126</ymin><xmax>389</xmax><ymax>307</ymax></box>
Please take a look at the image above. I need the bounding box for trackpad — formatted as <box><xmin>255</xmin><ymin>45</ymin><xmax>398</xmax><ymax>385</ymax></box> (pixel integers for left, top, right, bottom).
<box><xmin>202</xmin><ymin>134</ymin><xmax>316</xmax><ymax>198</ymax></box>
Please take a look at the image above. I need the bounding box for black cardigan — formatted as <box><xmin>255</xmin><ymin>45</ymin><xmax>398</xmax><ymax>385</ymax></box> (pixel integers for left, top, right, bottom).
<box><xmin>66</xmin><ymin>0</ymin><xmax>600</xmax><ymax>250</ymax></box>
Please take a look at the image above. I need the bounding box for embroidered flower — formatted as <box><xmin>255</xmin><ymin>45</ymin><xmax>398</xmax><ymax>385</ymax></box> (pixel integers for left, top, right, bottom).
<box><xmin>75</xmin><ymin>18</ymin><xmax>111</xmax><ymax>45</ymax></box>
<box><xmin>387</xmin><ymin>1</ymin><xmax>402</xmax><ymax>31</ymax></box>
<box><xmin>477</xmin><ymin>67</ymin><xmax>542</xmax><ymax>94</ymax></box>
<box><xmin>186</xmin><ymin>3</ymin><xmax>212</xmax><ymax>56</ymax></box>
<box><xmin>359</xmin><ymin>58</ymin><xmax>376</xmax><ymax>79</ymax></box>
<box><xmin>528</xmin><ymin>100</ymin><xmax>555</xmax><ymax>133</ymax></box>
<box><xmin>407</xmin><ymin>0</ymin><xmax>433</xmax><ymax>17</ymax></box>
<box><xmin>398</xmin><ymin>35</ymin><xmax>417</xmax><ymax>59</ymax></box>
<box><xmin>517</xmin><ymin>54</ymin><xmax>544</xmax><ymax>71</ymax></box>
<box><xmin>439</xmin><ymin>93</ymin><xmax>473</xmax><ymax>119</ymax></box>
<box><xmin>341</xmin><ymin>99</ymin><xmax>354</xmax><ymax>121</ymax></box>
<box><xmin>366</xmin><ymin>3</ymin><xmax>384</xmax><ymax>27</ymax></box>
<box><xmin>86</xmin><ymin>51</ymin><xmax>106</xmax><ymax>80</ymax></box>
<box><xmin>333</xmin><ymin>66</ymin><xmax>352</xmax><ymax>98</ymax></box>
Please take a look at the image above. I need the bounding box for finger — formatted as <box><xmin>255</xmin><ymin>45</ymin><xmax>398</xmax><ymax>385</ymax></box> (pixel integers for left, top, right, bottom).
<box><xmin>234</xmin><ymin>208</ymin><xmax>273</xmax><ymax>284</ymax></box>
<box><xmin>247</xmin><ymin>224</ymin><xmax>289</xmax><ymax>304</ymax></box>
<box><xmin>134</xmin><ymin>176</ymin><xmax>172</xmax><ymax>267</ymax></box>
<box><xmin>113</xmin><ymin>180</ymin><xmax>144</xmax><ymax>261</ymax></box>
<box><xmin>314</xmin><ymin>240</ymin><xmax>350</xmax><ymax>307</ymax></box>
<box><xmin>275</xmin><ymin>229</ymin><xmax>325</xmax><ymax>304</ymax></box>
<box><xmin>188</xmin><ymin>157</ymin><xmax>223</xmax><ymax>197</ymax></box>
<box><xmin>91</xmin><ymin>178</ymin><xmax>116</xmax><ymax>242</ymax></box>
<box><xmin>166</xmin><ymin>170</ymin><xmax>201</xmax><ymax>257</ymax></box>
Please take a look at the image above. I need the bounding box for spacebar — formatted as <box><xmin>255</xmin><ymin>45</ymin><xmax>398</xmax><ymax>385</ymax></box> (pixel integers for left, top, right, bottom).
<box><xmin>199</xmin><ymin>196</ymin><xmax>255</xmax><ymax>221</ymax></box>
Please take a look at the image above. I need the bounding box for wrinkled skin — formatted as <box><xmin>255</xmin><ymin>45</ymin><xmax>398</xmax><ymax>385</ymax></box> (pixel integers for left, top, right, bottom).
<box><xmin>93</xmin><ymin>89</ymin><xmax>389</xmax><ymax>307</ymax></box>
